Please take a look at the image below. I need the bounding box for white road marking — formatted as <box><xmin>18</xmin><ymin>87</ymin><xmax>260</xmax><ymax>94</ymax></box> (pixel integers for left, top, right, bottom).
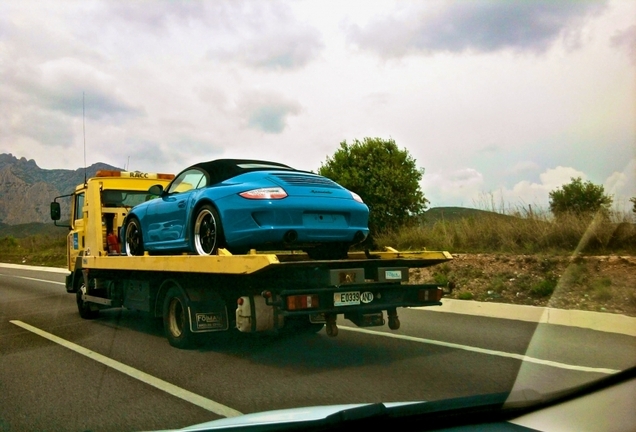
<box><xmin>339</xmin><ymin>326</ymin><xmax>621</xmax><ymax>375</ymax></box>
<box><xmin>0</xmin><ymin>274</ymin><xmax>66</xmax><ymax>285</ymax></box>
<box><xmin>0</xmin><ymin>263</ymin><xmax>68</xmax><ymax>273</ymax></box>
<box><xmin>10</xmin><ymin>320</ymin><xmax>243</xmax><ymax>418</ymax></box>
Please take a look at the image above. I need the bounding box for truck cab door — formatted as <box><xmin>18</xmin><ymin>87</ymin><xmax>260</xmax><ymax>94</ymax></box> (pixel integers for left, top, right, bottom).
<box><xmin>68</xmin><ymin>191</ymin><xmax>85</xmax><ymax>272</ymax></box>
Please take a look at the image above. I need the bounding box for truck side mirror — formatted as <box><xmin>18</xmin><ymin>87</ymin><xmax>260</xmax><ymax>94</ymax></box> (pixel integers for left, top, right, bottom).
<box><xmin>50</xmin><ymin>202</ymin><xmax>61</xmax><ymax>221</ymax></box>
<box><xmin>148</xmin><ymin>184</ymin><xmax>164</xmax><ymax>196</ymax></box>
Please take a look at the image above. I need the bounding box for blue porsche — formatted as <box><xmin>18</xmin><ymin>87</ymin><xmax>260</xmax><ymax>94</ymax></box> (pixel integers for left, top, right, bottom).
<box><xmin>121</xmin><ymin>159</ymin><xmax>369</xmax><ymax>259</ymax></box>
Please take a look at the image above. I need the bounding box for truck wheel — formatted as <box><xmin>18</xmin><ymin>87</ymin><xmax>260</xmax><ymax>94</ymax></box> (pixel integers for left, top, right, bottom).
<box><xmin>193</xmin><ymin>205</ymin><xmax>224</xmax><ymax>255</ymax></box>
<box><xmin>163</xmin><ymin>287</ymin><xmax>199</xmax><ymax>349</ymax></box>
<box><xmin>124</xmin><ymin>218</ymin><xmax>144</xmax><ymax>256</ymax></box>
<box><xmin>77</xmin><ymin>281</ymin><xmax>99</xmax><ymax>319</ymax></box>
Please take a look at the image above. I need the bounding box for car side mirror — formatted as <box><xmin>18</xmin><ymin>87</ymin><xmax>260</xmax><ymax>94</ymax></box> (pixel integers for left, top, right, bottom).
<box><xmin>148</xmin><ymin>185</ymin><xmax>164</xmax><ymax>196</ymax></box>
<box><xmin>50</xmin><ymin>202</ymin><xmax>61</xmax><ymax>221</ymax></box>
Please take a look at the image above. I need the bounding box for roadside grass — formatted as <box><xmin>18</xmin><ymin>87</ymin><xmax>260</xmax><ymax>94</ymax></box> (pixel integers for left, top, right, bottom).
<box><xmin>376</xmin><ymin>209</ymin><xmax>636</xmax><ymax>255</ymax></box>
<box><xmin>0</xmin><ymin>234</ymin><xmax>66</xmax><ymax>267</ymax></box>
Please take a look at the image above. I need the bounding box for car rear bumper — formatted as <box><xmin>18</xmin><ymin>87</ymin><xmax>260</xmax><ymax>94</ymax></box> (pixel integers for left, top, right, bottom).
<box><xmin>215</xmin><ymin>195</ymin><xmax>369</xmax><ymax>248</ymax></box>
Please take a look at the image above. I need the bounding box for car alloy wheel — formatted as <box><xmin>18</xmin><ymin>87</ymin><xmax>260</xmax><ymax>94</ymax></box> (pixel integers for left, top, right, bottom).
<box><xmin>193</xmin><ymin>205</ymin><xmax>220</xmax><ymax>255</ymax></box>
<box><xmin>124</xmin><ymin>218</ymin><xmax>144</xmax><ymax>256</ymax></box>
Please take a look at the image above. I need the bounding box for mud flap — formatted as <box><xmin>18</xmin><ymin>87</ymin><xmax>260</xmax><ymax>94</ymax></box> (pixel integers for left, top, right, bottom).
<box><xmin>187</xmin><ymin>301</ymin><xmax>229</xmax><ymax>333</ymax></box>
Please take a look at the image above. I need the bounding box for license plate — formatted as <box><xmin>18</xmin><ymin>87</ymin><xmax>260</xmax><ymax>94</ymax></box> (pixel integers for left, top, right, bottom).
<box><xmin>334</xmin><ymin>291</ymin><xmax>360</xmax><ymax>306</ymax></box>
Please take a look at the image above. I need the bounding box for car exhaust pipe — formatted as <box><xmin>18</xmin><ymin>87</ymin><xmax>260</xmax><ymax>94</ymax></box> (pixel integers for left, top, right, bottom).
<box><xmin>283</xmin><ymin>230</ymin><xmax>298</xmax><ymax>244</ymax></box>
<box><xmin>353</xmin><ymin>230</ymin><xmax>367</xmax><ymax>244</ymax></box>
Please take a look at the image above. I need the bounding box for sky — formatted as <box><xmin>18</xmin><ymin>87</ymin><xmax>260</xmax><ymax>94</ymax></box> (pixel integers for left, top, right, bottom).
<box><xmin>1</xmin><ymin>0</ymin><xmax>635</xmax><ymax>212</ymax></box>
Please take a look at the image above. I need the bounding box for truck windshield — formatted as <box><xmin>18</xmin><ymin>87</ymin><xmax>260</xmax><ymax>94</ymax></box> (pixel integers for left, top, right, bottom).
<box><xmin>101</xmin><ymin>190</ymin><xmax>154</xmax><ymax>208</ymax></box>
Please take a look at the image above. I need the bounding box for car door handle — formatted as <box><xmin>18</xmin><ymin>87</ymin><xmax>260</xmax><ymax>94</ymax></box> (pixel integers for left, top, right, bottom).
<box><xmin>178</xmin><ymin>201</ymin><xmax>186</xmax><ymax>208</ymax></box>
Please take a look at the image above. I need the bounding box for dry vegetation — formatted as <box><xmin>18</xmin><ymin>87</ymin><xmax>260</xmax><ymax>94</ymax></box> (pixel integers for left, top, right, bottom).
<box><xmin>378</xmin><ymin>209</ymin><xmax>636</xmax><ymax>316</ymax></box>
<box><xmin>0</xmin><ymin>233</ymin><xmax>66</xmax><ymax>267</ymax></box>
<box><xmin>376</xmin><ymin>209</ymin><xmax>636</xmax><ymax>255</ymax></box>
<box><xmin>411</xmin><ymin>254</ymin><xmax>636</xmax><ymax>317</ymax></box>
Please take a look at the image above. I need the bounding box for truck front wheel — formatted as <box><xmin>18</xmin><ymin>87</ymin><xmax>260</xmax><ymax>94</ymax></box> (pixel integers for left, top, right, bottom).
<box><xmin>162</xmin><ymin>286</ymin><xmax>200</xmax><ymax>349</ymax></box>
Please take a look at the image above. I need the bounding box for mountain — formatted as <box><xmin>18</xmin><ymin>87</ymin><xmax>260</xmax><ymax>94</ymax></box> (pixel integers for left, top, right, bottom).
<box><xmin>0</xmin><ymin>153</ymin><xmax>120</xmax><ymax>225</ymax></box>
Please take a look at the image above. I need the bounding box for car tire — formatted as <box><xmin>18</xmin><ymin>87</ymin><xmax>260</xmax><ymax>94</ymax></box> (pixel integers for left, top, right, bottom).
<box><xmin>124</xmin><ymin>217</ymin><xmax>144</xmax><ymax>256</ymax></box>
<box><xmin>193</xmin><ymin>205</ymin><xmax>224</xmax><ymax>255</ymax></box>
<box><xmin>77</xmin><ymin>280</ymin><xmax>99</xmax><ymax>319</ymax></box>
<box><xmin>162</xmin><ymin>286</ymin><xmax>200</xmax><ymax>349</ymax></box>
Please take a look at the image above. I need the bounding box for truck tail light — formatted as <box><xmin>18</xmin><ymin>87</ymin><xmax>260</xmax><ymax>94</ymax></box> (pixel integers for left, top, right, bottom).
<box><xmin>418</xmin><ymin>288</ymin><xmax>443</xmax><ymax>302</ymax></box>
<box><xmin>239</xmin><ymin>188</ymin><xmax>287</xmax><ymax>200</ymax></box>
<box><xmin>286</xmin><ymin>295</ymin><xmax>320</xmax><ymax>310</ymax></box>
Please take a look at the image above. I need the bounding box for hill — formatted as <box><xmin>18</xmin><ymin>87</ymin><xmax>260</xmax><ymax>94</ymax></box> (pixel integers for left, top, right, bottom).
<box><xmin>0</xmin><ymin>153</ymin><xmax>119</xmax><ymax>224</ymax></box>
<box><xmin>421</xmin><ymin>206</ymin><xmax>519</xmax><ymax>226</ymax></box>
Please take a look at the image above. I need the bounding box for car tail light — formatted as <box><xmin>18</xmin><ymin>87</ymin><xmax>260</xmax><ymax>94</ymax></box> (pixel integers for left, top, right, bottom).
<box><xmin>286</xmin><ymin>295</ymin><xmax>320</xmax><ymax>310</ymax></box>
<box><xmin>239</xmin><ymin>187</ymin><xmax>288</xmax><ymax>200</ymax></box>
<box><xmin>350</xmin><ymin>191</ymin><xmax>364</xmax><ymax>203</ymax></box>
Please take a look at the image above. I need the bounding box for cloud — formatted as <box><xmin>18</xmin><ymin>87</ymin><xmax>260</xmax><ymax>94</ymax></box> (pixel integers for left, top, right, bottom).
<box><xmin>240</xmin><ymin>92</ymin><xmax>301</xmax><ymax>134</ymax></box>
<box><xmin>504</xmin><ymin>161</ymin><xmax>540</xmax><ymax>175</ymax></box>
<box><xmin>347</xmin><ymin>0</ymin><xmax>608</xmax><ymax>58</ymax></box>
<box><xmin>4</xmin><ymin>58</ymin><xmax>143</xmax><ymax>122</ymax></box>
<box><xmin>204</xmin><ymin>2</ymin><xmax>323</xmax><ymax>69</ymax></box>
<box><xmin>423</xmin><ymin>165</ymin><xmax>593</xmax><ymax>210</ymax></box>
<box><xmin>489</xmin><ymin>166</ymin><xmax>587</xmax><ymax>210</ymax></box>
<box><xmin>90</xmin><ymin>1</ymin><xmax>324</xmax><ymax>70</ymax></box>
<box><xmin>105</xmin><ymin>1</ymin><xmax>208</xmax><ymax>33</ymax></box>
<box><xmin>611</xmin><ymin>24</ymin><xmax>636</xmax><ymax>63</ymax></box>
<box><xmin>604</xmin><ymin>157</ymin><xmax>636</xmax><ymax>210</ymax></box>
<box><xmin>8</xmin><ymin>109</ymin><xmax>75</xmax><ymax>148</ymax></box>
<box><xmin>422</xmin><ymin>167</ymin><xmax>485</xmax><ymax>207</ymax></box>
<box><xmin>209</xmin><ymin>27</ymin><xmax>323</xmax><ymax>70</ymax></box>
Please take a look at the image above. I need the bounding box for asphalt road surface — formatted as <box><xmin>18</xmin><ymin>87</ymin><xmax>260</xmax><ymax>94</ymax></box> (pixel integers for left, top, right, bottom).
<box><xmin>1</xmin><ymin>265</ymin><xmax>634</xmax><ymax>432</ymax></box>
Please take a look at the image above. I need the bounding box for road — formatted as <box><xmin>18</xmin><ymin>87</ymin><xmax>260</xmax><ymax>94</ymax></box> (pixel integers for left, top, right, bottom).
<box><xmin>1</xmin><ymin>265</ymin><xmax>634</xmax><ymax>432</ymax></box>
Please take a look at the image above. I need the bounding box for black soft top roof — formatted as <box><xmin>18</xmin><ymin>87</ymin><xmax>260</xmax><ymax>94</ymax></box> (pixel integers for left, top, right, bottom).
<box><xmin>192</xmin><ymin>159</ymin><xmax>296</xmax><ymax>185</ymax></box>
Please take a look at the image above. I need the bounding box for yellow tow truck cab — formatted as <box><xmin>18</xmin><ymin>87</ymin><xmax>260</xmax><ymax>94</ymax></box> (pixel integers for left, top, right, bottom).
<box><xmin>52</xmin><ymin>170</ymin><xmax>175</xmax><ymax>274</ymax></box>
<box><xmin>51</xmin><ymin>171</ymin><xmax>452</xmax><ymax>349</ymax></box>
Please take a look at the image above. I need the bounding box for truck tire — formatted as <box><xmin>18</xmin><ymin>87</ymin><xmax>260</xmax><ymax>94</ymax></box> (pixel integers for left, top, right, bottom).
<box><xmin>77</xmin><ymin>280</ymin><xmax>99</xmax><ymax>319</ymax></box>
<box><xmin>124</xmin><ymin>218</ymin><xmax>144</xmax><ymax>256</ymax></box>
<box><xmin>193</xmin><ymin>205</ymin><xmax>224</xmax><ymax>255</ymax></box>
<box><xmin>162</xmin><ymin>286</ymin><xmax>200</xmax><ymax>349</ymax></box>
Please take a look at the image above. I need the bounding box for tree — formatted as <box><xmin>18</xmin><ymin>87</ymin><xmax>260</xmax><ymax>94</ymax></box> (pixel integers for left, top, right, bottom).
<box><xmin>548</xmin><ymin>177</ymin><xmax>612</xmax><ymax>218</ymax></box>
<box><xmin>631</xmin><ymin>197</ymin><xmax>636</xmax><ymax>215</ymax></box>
<box><xmin>318</xmin><ymin>137</ymin><xmax>429</xmax><ymax>236</ymax></box>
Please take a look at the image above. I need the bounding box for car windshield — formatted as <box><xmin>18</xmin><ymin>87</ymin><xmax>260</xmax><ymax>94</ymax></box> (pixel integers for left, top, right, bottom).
<box><xmin>1</xmin><ymin>1</ymin><xmax>635</xmax><ymax>432</ymax></box>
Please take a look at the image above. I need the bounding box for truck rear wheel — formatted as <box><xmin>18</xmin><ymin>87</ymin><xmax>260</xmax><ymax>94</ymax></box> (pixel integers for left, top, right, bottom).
<box><xmin>163</xmin><ymin>286</ymin><xmax>200</xmax><ymax>349</ymax></box>
<box><xmin>77</xmin><ymin>280</ymin><xmax>99</xmax><ymax>319</ymax></box>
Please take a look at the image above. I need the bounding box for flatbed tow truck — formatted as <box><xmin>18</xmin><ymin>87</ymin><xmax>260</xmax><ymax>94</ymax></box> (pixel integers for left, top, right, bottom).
<box><xmin>51</xmin><ymin>170</ymin><xmax>452</xmax><ymax>349</ymax></box>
